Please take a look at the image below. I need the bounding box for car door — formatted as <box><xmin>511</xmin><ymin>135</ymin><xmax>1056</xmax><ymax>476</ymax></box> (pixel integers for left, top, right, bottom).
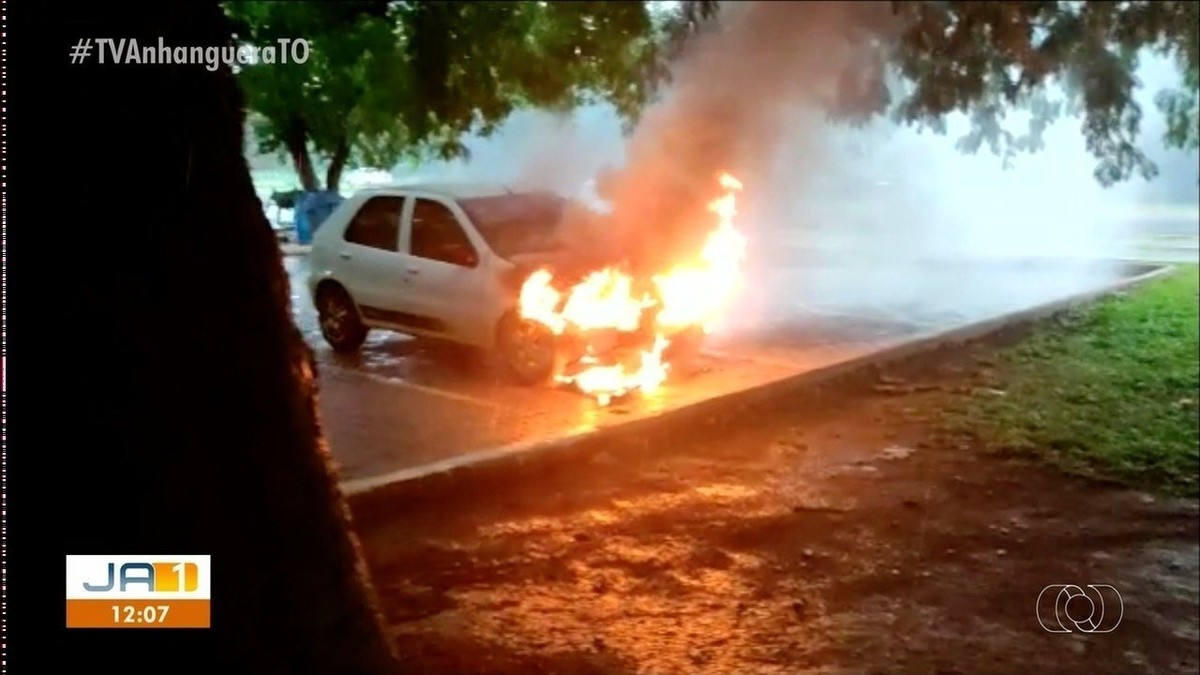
<box><xmin>397</xmin><ymin>195</ymin><xmax>492</xmax><ymax>343</ymax></box>
<box><xmin>337</xmin><ymin>194</ymin><xmax>411</xmax><ymax>321</ymax></box>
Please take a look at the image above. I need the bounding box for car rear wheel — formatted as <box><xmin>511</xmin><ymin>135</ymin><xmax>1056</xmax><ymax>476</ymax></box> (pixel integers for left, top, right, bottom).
<box><xmin>496</xmin><ymin>312</ymin><xmax>559</xmax><ymax>385</ymax></box>
<box><xmin>316</xmin><ymin>284</ymin><xmax>368</xmax><ymax>353</ymax></box>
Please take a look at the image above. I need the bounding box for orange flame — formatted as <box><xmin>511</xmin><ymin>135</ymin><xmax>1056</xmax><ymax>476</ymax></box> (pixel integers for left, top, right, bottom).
<box><xmin>518</xmin><ymin>172</ymin><xmax>747</xmax><ymax>404</ymax></box>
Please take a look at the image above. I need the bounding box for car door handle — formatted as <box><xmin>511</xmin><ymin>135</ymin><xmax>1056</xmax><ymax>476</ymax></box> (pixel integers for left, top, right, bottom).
<box><xmin>405</xmin><ymin>268</ymin><xmax>420</xmax><ymax>275</ymax></box>
<box><xmin>339</xmin><ymin>252</ymin><xmax>352</xmax><ymax>260</ymax></box>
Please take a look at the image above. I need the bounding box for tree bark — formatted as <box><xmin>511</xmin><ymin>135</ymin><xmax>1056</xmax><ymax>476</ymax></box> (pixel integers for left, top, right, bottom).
<box><xmin>286</xmin><ymin>116</ymin><xmax>321</xmax><ymax>191</ymax></box>
<box><xmin>326</xmin><ymin>136</ymin><xmax>351</xmax><ymax>192</ymax></box>
<box><xmin>47</xmin><ymin>3</ymin><xmax>400</xmax><ymax>672</ymax></box>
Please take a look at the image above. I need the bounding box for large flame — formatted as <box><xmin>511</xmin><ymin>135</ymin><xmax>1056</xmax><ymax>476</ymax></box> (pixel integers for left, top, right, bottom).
<box><xmin>518</xmin><ymin>172</ymin><xmax>748</xmax><ymax>405</ymax></box>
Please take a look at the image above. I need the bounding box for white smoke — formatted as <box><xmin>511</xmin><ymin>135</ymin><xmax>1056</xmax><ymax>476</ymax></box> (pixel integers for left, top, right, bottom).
<box><xmin>393</xmin><ymin>2</ymin><xmax>1197</xmax><ymax>337</ymax></box>
<box><xmin>730</xmin><ymin>48</ymin><xmax>1197</xmax><ymax>335</ymax></box>
<box><xmin>394</xmin><ymin>105</ymin><xmax>626</xmax><ymax>204</ymax></box>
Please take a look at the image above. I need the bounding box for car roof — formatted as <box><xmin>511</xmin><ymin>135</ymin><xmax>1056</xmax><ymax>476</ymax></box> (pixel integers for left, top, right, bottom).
<box><xmin>360</xmin><ymin>182</ymin><xmax>517</xmax><ymax>200</ymax></box>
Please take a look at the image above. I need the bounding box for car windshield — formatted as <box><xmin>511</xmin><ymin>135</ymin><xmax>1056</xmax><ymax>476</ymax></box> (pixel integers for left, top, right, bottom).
<box><xmin>459</xmin><ymin>193</ymin><xmax>567</xmax><ymax>259</ymax></box>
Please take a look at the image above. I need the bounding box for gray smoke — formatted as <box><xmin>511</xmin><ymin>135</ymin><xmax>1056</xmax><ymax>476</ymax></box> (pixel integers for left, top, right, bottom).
<box><xmin>396</xmin><ymin>106</ymin><xmax>625</xmax><ymax>196</ymax></box>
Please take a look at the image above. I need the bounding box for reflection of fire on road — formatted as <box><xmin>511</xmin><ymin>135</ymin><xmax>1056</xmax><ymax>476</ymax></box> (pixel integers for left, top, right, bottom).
<box><xmin>519</xmin><ymin>172</ymin><xmax>748</xmax><ymax>405</ymax></box>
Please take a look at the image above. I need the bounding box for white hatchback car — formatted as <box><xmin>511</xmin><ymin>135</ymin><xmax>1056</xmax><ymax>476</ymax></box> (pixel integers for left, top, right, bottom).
<box><xmin>307</xmin><ymin>183</ymin><xmax>578</xmax><ymax>383</ymax></box>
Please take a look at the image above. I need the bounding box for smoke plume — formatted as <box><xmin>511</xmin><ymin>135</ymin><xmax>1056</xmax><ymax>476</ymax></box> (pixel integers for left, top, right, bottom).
<box><xmin>587</xmin><ymin>1</ymin><xmax>894</xmax><ymax>274</ymax></box>
<box><xmin>399</xmin><ymin>1</ymin><xmax>1195</xmax><ymax>337</ymax></box>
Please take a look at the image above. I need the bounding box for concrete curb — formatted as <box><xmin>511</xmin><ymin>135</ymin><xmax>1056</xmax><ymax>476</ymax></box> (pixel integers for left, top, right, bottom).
<box><xmin>343</xmin><ymin>261</ymin><xmax>1174</xmax><ymax>506</ymax></box>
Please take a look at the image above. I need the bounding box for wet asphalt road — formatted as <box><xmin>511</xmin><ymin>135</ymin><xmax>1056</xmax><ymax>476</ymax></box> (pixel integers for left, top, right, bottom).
<box><xmin>282</xmin><ymin>251</ymin><xmax>1137</xmax><ymax>485</ymax></box>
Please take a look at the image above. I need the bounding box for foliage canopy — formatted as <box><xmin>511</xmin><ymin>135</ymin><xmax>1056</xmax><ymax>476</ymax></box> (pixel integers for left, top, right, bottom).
<box><xmin>227</xmin><ymin>1</ymin><xmax>1199</xmax><ymax>190</ymax></box>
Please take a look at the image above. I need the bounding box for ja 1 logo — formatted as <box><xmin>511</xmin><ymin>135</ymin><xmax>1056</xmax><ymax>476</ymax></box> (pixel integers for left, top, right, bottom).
<box><xmin>83</xmin><ymin>561</ymin><xmax>199</xmax><ymax>592</ymax></box>
<box><xmin>1037</xmin><ymin>584</ymin><xmax>1124</xmax><ymax>633</ymax></box>
<box><xmin>66</xmin><ymin>555</ymin><xmax>212</xmax><ymax>628</ymax></box>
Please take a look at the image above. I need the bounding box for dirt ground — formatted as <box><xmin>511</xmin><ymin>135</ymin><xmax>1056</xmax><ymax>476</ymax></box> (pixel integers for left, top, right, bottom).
<box><xmin>350</xmin><ymin>333</ymin><xmax>1200</xmax><ymax>675</ymax></box>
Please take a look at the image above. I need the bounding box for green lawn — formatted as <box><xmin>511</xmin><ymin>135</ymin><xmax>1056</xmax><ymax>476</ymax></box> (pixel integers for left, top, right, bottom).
<box><xmin>947</xmin><ymin>264</ymin><xmax>1200</xmax><ymax>496</ymax></box>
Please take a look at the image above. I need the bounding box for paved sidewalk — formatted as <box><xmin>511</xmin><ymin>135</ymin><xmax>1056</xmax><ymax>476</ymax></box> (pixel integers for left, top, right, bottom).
<box><xmin>326</xmin><ymin>341</ymin><xmax>875</xmax><ymax>491</ymax></box>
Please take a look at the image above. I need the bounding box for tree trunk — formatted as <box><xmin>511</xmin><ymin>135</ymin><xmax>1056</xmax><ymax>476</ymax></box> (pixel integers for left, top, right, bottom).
<box><xmin>47</xmin><ymin>3</ymin><xmax>400</xmax><ymax>672</ymax></box>
<box><xmin>326</xmin><ymin>136</ymin><xmax>351</xmax><ymax>193</ymax></box>
<box><xmin>286</xmin><ymin>117</ymin><xmax>321</xmax><ymax>192</ymax></box>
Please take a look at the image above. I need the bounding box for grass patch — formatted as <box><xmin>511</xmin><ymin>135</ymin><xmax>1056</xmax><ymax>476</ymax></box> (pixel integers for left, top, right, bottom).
<box><xmin>946</xmin><ymin>264</ymin><xmax>1200</xmax><ymax>496</ymax></box>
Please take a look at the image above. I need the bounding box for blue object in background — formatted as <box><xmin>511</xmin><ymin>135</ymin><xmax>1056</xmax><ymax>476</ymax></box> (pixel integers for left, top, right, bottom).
<box><xmin>294</xmin><ymin>190</ymin><xmax>345</xmax><ymax>244</ymax></box>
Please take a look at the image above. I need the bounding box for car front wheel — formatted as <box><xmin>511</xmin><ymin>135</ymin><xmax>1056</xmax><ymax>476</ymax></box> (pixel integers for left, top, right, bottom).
<box><xmin>316</xmin><ymin>284</ymin><xmax>368</xmax><ymax>353</ymax></box>
<box><xmin>496</xmin><ymin>312</ymin><xmax>559</xmax><ymax>385</ymax></box>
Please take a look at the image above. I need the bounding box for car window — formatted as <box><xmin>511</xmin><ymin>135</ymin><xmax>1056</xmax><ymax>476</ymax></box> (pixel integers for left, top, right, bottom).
<box><xmin>410</xmin><ymin>198</ymin><xmax>478</xmax><ymax>267</ymax></box>
<box><xmin>459</xmin><ymin>193</ymin><xmax>566</xmax><ymax>259</ymax></box>
<box><xmin>343</xmin><ymin>196</ymin><xmax>402</xmax><ymax>252</ymax></box>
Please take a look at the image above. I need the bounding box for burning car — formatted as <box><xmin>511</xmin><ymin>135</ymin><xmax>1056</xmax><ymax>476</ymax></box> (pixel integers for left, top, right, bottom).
<box><xmin>308</xmin><ymin>174</ymin><xmax>745</xmax><ymax>405</ymax></box>
<box><xmin>510</xmin><ymin>171</ymin><xmax>748</xmax><ymax>404</ymax></box>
